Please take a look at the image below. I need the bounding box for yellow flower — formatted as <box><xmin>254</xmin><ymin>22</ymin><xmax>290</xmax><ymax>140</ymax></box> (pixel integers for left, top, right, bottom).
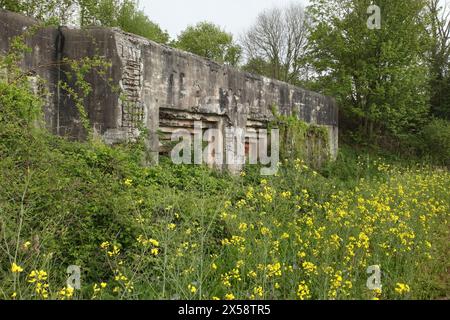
<box><xmin>58</xmin><ymin>286</ymin><xmax>75</xmax><ymax>300</ymax></box>
<box><xmin>239</xmin><ymin>223</ymin><xmax>248</xmax><ymax>232</ymax></box>
<box><xmin>167</xmin><ymin>223</ymin><xmax>176</xmax><ymax>231</ymax></box>
<box><xmin>281</xmin><ymin>233</ymin><xmax>290</xmax><ymax>240</ymax></box>
<box><xmin>211</xmin><ymin>263</ymin><xmax>218</xmax><ymax>270</ymax></box>
<box><xmin>297</xmin><ymin>281</ymin><xmax>311</xmax><ymax>300</ymax></box>
<box><xmin>11</xmin><ymin>263</ymin><xmax>24</xmax><ymax>273</ymax></box>
<box><xmin>100</xmin><ymin>282</ymin><xmax>107</xmax><ymax>289</ymax></box>
<box><xmin>212</xmin><ymin>296</ymin><xmax>220</xmax><ymax>300</ymax></box>
<box><xmin>23</xmin><ymin>241</ymin><xmax>32</xmax><ymax>249</ymax></box>
<box><xmin>247</xmin><ymin>270</ymin><xmax>257</xmax><ymax>278</ymax></box>
<box><xmin>330</xmin><ymin>234</ymin><xmax>342</xmax><ymax>247</ymax></box>
<box><xmin>100</xmin><ymin>241</ymin><xmax>110</xmax><ymax>250</ymax></box>
<box><xmin>395</xmin><ymin>283</ymin><xmax>410</xmax><ymax>295</ymax></box>
<box><xmin>28</xmin><ymin>270</ymin><xmax>48</xmax><ymax>282</ymax></box>
<box><xmin>236</xmin><ymin>199</ymin><xmax>247</xmax><ymax>208</ymax></box>
<box><xmin>261</xmin><ymin>227</ymin><xmax>271</xmax><ymax>236</ymax></box>
<box><xmin>253</xmin><ymin>286</ymin><xmax>264</xmax><ymax>298</ymax></box>
<box><xmin>225</xmin><ymin>293</ymin><xmax>235</xmax><ymax>300</ymax></box>
<box><xmin>266</xmin><ymin>263</ymin><xmax>282</xmax><ymax>277</ymax></box>
<box><xmin>124</xmin><ymin>179</ymin><xmax>133</xmax><ymax>187</ymax></box>
<box><xmin>107</xmin><ymin>245</ymin><xmax>121</xmax><ymax>257</ymax></box>
<box><xmin>149</xmin><ymin>239</ymin><xmax>160</xmax><ymax>247</ymax></box>
<box><xmin>302</xmin><ymin>261</ymin><xmax>318</xmax><ymax>275</ymax></box>
<box><xmin>280</xmin><ymin>191</ymin><xmax>291</xmax><ymax>199</ymax></box>
<box><xmin>11</xmin><ymin>292</ymin><xmax>17</xmax><ymax>299</ymax></box>
<box><xmin>28</xmin><ymin>270</ymin><xmax>49</xmax><ymax>299</ymax></box>
<box><xmin>151</xmin><ymin>248</ymin><xmax>159</xmax><ymax>256</ymax></box>
<box><xmin>188</xmin><ymin>284</ymin><xmax>197</xmax><ymax>294</ymax></box>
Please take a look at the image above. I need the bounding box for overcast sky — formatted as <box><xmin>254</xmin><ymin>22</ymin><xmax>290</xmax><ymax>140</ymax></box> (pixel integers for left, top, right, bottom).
<box><xmin>141</xmin><ymin>0</ymin><xmax>309</xmax><ymax>40</ymax></box>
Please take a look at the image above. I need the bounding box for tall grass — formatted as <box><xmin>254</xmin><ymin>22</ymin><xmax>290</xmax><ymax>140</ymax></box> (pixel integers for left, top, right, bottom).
<box><xmin>0</xmin><ymin>78</ymin><xmax>448</xmax><ymax>300</ymax></box>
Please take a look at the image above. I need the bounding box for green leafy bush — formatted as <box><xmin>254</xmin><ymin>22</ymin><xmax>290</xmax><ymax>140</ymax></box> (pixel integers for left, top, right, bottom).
<box><xmin>419</xmin><ymin>119</ymin><xmax>450</xmax><ymax>167</ymax></box>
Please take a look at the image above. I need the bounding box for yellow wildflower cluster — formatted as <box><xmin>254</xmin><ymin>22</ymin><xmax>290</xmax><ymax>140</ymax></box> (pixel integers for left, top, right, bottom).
<box><xmin>11</xmin><ymin>263</ymin><xmax>24</xmax><ymax>273</ymax></box>
<box><xmin>137</xmin><ymin>235</ymin><xmax>160</xmax><ymax>256</ymax></box>
<box><xmin>221</xmin><ymin>268</ymin><xmax>242</xmax><ymax>287</ymax></box>
<box><xmin>58</xmin><ymin>286</ymin><xmax>75</xmax><ymax>300</ymax></box>
<box><xmin>28</xmin><ymin>270</ymin><xmax>49</xmax><ymax>299</ymax></box>
<box><xmin>188</xmin><ymin>284</ymin><xmax>197</xmax><ymax>294</ymax></box>
<box><xmin>297</xmin><ymin>281</ymin><xmax>311</xmax><ymax>300</ymax></box>
<box><xmin>251</xmin><ymin>286</ymin><xmax>264</xmax><ymax>299</ymax></box>
<box><xmin>395</xmin><ymin>283</ymin><xmax>411</xmax><ymax>295</ymax></box>
<box><xmin>208</xmin><ymin>165</ymin><xmax>448</xmax><ymax>299</ymax></box>
<box><xmin>113</xmin><ymin>270</ymin><xmax>134</xmax><ymax>294</ymax></box>
<box><xmin>92</xmin><ymin>282</ymin><xmax>108</xmax><ymax>299</ymax></box>
<box><xmin>266</xmin><ymin>262</ymin><xmax>282</xmax><ymax>278</ymax></box>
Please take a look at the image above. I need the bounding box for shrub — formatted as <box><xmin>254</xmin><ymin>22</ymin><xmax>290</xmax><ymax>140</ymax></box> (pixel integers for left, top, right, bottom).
<box><xmin>419</xmin><ymin>119</ymin><xmax>450</xmax><ymax>167</ymax></box>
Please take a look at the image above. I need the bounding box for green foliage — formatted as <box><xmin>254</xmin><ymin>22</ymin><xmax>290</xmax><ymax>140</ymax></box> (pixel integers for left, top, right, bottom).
<box><xmin>307</xmin><ymin>0</ymin><xmax>431</xmax><ymax>140</ymax></box>
<box><xmin>59</xmin><ymin>56</ymin><xmax>113</xmax><ymax>138</ymax></box>
<box><xmin>1</xmin><ymin>1</ymin><xmax>449</xmax><ymax>301</ymax></box>
<box><xmin>428</xmin><ymin>0</ymin><xmax>450</xmax><ymax>121</ymax></box>
<box><xmin>1</xmin><ymin>0</ymin><xmax>169</xmax><ymax>44</ymax></box>
<box><xmin>0</xmin><ymin>69</ymin><xmax>449</xmax><ymax>299</ymax></box>
<box><xmin>418</xmin><ymin>119</ymin><xmax>450</xmax><ymax>166</ymax></box>
<box><xmin>174</xmin><ymin>22</ymin><xmax>242</xmax><ymax>66</ymax></box>
<box><xmin>241</xmin><ymin>58</ymin><xmax>274</xmax><ymax>79</ymax></box>
<box><xmin>270</xmin><ymin>111</ymin><xmax>329</xmax><ymax>169</ymax></box>
<box><xmin>0</xmin><ymin>0</ymin><xmax>75</xmax><ymax>25</ymax></box>
<box><xmin>115</xmin><ymin>1</ymin><xmax>169</xmax><ymax>44</ymax></box>
<box><xmin>82</xmin><ymin>0</ymin><xmax>169</xmax><ymax>44</ymax></box>
<box><xmin>430</xmin><ymin>76</ymin><xmax>450</xmax><ymax>120</ymax></box>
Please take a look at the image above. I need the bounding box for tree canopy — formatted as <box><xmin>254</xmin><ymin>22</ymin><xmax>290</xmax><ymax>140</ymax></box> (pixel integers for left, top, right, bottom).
<box><xmin>307</xmin><ymin>0</ymin><xmax>431</xmax><ymax>140</ymax></box>
<box><xmin>241</xmin><ymin>3</ymin><xmax>310</xmax><ymax>84</ymax></box>
<box><xmin>0</xmin><ymin>0</ymin><xmax>169</xmax><ymax>44</ymax></box>
<box><xmin>174</xmin><ymin>22</ymin><xmax>242</xmax><ymax>66</ymax></box>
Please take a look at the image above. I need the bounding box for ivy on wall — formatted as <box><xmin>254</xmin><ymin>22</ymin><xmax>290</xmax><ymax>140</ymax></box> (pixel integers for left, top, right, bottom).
<box><xmin>270</xmin><ymin>108</ymin><xmax>330</xmax><ymax>169</ymax></box>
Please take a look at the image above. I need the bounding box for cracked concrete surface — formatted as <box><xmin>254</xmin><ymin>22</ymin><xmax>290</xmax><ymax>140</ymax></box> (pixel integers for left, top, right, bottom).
<box><xmin>0</xmin><ymin>9</ymin><xmax>339</xmax><ymax>171</ymax></box>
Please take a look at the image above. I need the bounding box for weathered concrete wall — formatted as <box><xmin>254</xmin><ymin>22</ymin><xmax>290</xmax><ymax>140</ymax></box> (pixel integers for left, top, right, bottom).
<box><xmin>1</xmin><ymin>10</ymin><xmax>339</xmax><ymax>170</ymax></box>
<box><xmin>0</xmin><ymin>10</ymin><xmax>60</xmax><ymax>130</ymax></box>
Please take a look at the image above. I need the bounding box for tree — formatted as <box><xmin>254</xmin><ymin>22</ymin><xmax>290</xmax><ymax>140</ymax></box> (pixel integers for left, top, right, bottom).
<box><xmin>428</xmin><ymin>0</ymin><xmax>450</xmax><ymax>119</ymax></box>
<box><xmin>1</xmin><ymin>0</ymin><xmax>169</xmax><ymax>44</ymax></box>
<box><xmin>79</xmin><ymin>0</ymin><xmax>169</xmax><ymax>44</ymax></box>
<box><xmin>174</xmin><ymin>22</ymin><xmax>242</xmax><ymax>66</ymax></box>
<box><xmin>0</xmin><ymin>0</ymin><xmax>77</xmax><ymax>25</ymax></box>
<box><xmin>241</xmin><ymin>58</ymin><xmax>274</xmax><ymax>78</ymax></box>
<box><xmin>116</xmin><ymin>1</ymin><xmax>169</xmax><ymax>44</ymax></box>
<box><xmin>241</xmin><ymin>3</ymin><xmax>310</xmax><ymax>84</ymax></box>
<box><xmin>307</xmin><ymin>0</ymin><xmax>431</xmax><ymax>140</ymax></box>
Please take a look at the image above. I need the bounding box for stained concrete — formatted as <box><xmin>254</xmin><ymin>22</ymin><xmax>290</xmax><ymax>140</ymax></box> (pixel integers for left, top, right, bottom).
<box><xmin>0</xmin><ymin>9</ymin><xmax>339</xmax><ymax>170</ymax></box>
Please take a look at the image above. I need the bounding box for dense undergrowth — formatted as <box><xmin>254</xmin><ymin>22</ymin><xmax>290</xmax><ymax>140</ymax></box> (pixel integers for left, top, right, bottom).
<box><xmin>0</xmin><ymin>78</ymin><xmax>449</xmax><ymax>300</ymax></box>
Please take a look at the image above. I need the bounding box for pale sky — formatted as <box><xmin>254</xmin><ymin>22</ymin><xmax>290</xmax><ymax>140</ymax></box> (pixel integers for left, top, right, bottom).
<box><xmin>141</xmin><ymin>0</ymin><xmax>309</xmax><ymax>40</ymax></box>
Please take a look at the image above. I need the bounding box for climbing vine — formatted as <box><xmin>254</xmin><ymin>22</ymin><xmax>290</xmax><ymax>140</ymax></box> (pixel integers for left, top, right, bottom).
<box><xmin>270</xmin><ymin>107</ymin><xmax>330</xmax><ymax>168</ymax></box>
<box><xmin>58</xmin><ymin>56</ymin><xmax>112</xmax><ymax>139</ymax></box>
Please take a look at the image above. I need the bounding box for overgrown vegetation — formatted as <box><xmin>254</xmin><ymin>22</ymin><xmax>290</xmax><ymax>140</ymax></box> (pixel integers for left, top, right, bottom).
<box><xmin>270</xmin><ymin>112</ymin><xmax>330</xmax><ymax>169</ymax></box>
<box><xmin>0</xmin><ymin>0</ymin><xmax>170</xmax><ymax>44</ymax></box>
<box><xmin>0</xmin><ymin>67</ymin><xmax>448</xmax><ymax>300</ymax></box>
<box><xmin>173</xmin><ymin>22</ymin><xmax>242</xmax><ymax>67</ymax></box>
<box><xmin>0</xmin><ymin>0</ymin><xmax>449</xmax><ymax>301</ymax></box>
